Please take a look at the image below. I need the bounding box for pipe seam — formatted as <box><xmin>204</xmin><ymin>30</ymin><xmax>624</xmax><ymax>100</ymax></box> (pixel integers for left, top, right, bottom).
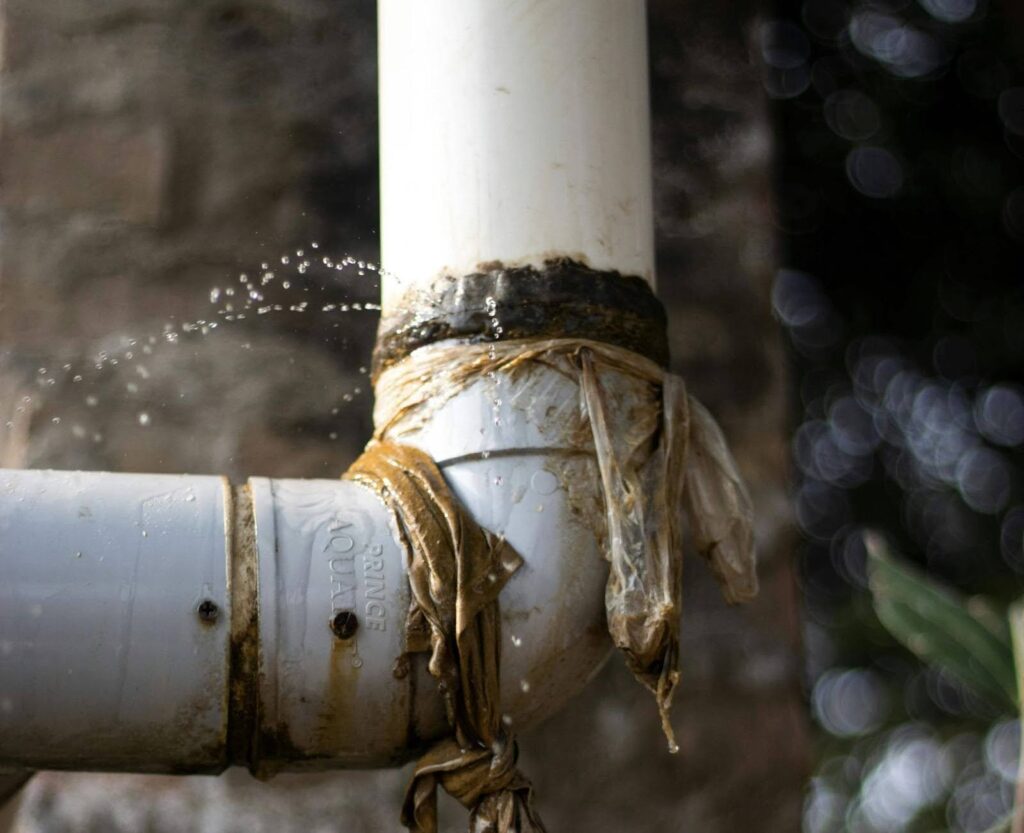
<box><xmin>227</xmin><ymin>483</ymin><xmax>260</xmax><ymax>771</ymax></box>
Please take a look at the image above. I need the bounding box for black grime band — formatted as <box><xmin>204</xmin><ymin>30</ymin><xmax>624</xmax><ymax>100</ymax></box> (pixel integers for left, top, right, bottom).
<box><xmin>372</xmin><ymin>259</ymin><xmax>669</xmax><ymax>377</ymax></box>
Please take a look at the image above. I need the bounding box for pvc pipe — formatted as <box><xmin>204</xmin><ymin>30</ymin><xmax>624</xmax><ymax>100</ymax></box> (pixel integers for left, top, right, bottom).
<box><xmin>0</xmin><ymin>471</ymin><xmax>231</xmax><ymax>772</ymax></box>
<box><xmin>248</xmin><ymin>476</ymin><xmax>419</xmax><ymax>769</ymax></box>
<box><xmin>0</xmin><ymin>0</ymin><xmax>660</xmax><ymax>776</ymax></box>
<box><xmin>0</xmin><ymin>363</ymin><xmax>629</xmax><ymax>771</ymax></box>
<box><xmin>378</xmin><ymin>0</ymin><xmax>655</xmax><ymax>313</ymax></box>
<box><xmin>246</xmin><ymin>368</ymin><xmax>620</xmax><ymax>768</ymax></box>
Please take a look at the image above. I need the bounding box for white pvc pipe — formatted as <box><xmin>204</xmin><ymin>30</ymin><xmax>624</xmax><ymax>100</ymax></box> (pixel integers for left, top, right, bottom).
<box><xmin>0</xmin><ymin>0</ymin><xmax>661</xmax><ymax>776</ymax></box>
<box><xmin>249</xmin><ymin>476</ymin><xmax>419</xmax><ymax>769</ymax></box>
<box><xmin>0</xmin><ymin>397</ymin><xmax>621</xmax><ymax>771</ymax></box>
<box><xmin>0</xmin><ymin>471</ymin><xmax>230</xmax><ymax>772</ymax></box>
<box><xmin>378</xmin><ymin>0</ymin><xmax>655</xmax><ymax>312</ymax></box>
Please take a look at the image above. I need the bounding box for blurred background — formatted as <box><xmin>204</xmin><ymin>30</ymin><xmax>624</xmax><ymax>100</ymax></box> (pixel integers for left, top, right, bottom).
<box><xmin>774</xmin><ymin>0</ymin><xmax>1024</xmax><ymax>831</ymax></box>
<box><xmin>3</xmin><ymin>0</ymin><xmax>1019</xmax><ymax>830</ymax></box>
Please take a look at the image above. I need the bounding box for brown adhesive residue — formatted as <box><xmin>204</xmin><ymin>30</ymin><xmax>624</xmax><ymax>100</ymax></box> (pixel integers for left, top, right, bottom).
<box><xmin>312</xmin><ymin>636</ymin><xmax>361</xmax><ymax>755</ymax></box>
<box><xmin>227</xmin><ymin>483</ymin><xmax>261</xmax><ymax>770</ymax></box>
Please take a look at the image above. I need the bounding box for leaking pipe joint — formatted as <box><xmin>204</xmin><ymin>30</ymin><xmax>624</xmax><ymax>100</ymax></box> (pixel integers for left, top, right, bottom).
<box><xmin>0</xmin><ymin>0</ymin><xmax>665</xmax><ymax>775</ymax></box>
<box><xmin>0</xmin><ymin>361</ymin><xmax>649</xmax><ymax>772</ymax></box>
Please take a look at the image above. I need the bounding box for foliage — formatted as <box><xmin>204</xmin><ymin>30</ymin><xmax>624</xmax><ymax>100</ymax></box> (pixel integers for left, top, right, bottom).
<box><xmin>866</xmin><ymin>533</ymin><xmax>1017</xmax><ymax>716</ymax></box>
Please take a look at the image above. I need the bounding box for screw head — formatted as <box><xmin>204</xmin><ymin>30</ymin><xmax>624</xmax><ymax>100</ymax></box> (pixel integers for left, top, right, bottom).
<box><xmin>197</xmin><ymin>599</ymin><xmax>219</xmax><ymax>624</ymax></box>
<box><xmin>330</xmin><ymin>610</ymin><xmax>359</xmax><ymax>640</ymax></box>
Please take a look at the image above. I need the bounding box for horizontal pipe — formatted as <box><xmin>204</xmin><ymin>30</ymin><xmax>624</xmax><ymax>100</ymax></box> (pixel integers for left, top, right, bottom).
<box><xmin>0</xmin><ymin>360</ymin><xmax>640</xmax><ymax>773</ymax></box>
<box><xmin>0</xmin><ymin>471</ymin><xmax>230</xmax><ymax>772</ymax></box>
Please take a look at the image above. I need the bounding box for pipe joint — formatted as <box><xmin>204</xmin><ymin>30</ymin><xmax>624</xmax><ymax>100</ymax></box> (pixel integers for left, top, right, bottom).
<box><xmin>0</xmin><ymin>356</ymin><xmax>643</xmax><ymax>774</ymax></box>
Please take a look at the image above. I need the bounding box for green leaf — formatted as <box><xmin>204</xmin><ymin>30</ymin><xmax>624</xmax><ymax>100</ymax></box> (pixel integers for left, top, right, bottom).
<box><xmin>865</xmin><ymin>532</ymin><xmax>1018</xmax><ymax>715</ymax></box>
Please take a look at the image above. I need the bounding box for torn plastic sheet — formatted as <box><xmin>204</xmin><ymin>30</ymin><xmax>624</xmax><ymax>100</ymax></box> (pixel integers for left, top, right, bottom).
<box><xmin>372</xmin><ymin>337</ymin><xmax>758</xmax><ymax>751</ymax></box>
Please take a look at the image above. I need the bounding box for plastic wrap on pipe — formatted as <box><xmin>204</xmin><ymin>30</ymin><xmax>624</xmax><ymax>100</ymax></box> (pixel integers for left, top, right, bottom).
<box><xmin>372</xmin><ymin>338</ymin><xmax>758</xmax><ymax>749</ymax></box>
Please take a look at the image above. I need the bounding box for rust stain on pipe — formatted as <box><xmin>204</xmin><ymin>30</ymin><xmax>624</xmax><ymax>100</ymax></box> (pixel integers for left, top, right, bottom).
<box><xmin>227</xmin><ymin>483</ymin><xmax>260</xmax><ymax>770</ymax></box>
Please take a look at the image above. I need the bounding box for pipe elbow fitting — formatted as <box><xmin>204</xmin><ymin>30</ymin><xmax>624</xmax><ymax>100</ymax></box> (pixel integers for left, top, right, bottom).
<box><xmin>250</xmin><ymin>358</ymin><xmax>624</xmax><ymax>771</ymax></box>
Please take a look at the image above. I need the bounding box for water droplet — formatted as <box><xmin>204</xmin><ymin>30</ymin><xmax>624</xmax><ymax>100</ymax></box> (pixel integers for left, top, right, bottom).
<box><xmin>138</xmin><ymin>412</ymin><xmax>151</xmax><ymax>426</ymax></box>
<box><xmin>520</xmin><ymin>680</ymin><xmax>531</xmax><ymax>693</ymax></box>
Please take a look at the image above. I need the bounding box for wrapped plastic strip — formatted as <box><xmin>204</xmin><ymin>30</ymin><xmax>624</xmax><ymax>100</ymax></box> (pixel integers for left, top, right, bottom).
<box><xmin>346</xmin><ymin>442</ymin><xmax>545</xmax><ymax>833</ymax></box>
<box><xmin>372</xmin><ymin>338</ymin><xmax>757</xmax><ymax>750</ymax></box>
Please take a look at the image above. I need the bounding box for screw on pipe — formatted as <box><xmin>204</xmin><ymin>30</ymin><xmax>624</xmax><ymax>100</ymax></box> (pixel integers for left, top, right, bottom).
<box><xmin>330</xmin><ymin>610</ymin><xmax>359</xmax><ymax>640</ymax></box>
<box><xmin>196</xmin><ymin>599</ymin><xmax>220</xmax><ymax>624</ymax></box>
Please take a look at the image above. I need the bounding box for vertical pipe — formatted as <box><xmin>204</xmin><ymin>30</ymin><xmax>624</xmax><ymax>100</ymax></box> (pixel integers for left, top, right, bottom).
<box><xmin>377</xmin><ymin>0</ymin><xmax>655</xmax><ymax>314</ymax></box>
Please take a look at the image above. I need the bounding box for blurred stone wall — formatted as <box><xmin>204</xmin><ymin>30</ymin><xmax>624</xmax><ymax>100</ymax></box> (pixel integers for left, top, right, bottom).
<box><xmin>0</xmin><ymin>0</ymin><xmax>807</xmax><ymax>830</ymax></box>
